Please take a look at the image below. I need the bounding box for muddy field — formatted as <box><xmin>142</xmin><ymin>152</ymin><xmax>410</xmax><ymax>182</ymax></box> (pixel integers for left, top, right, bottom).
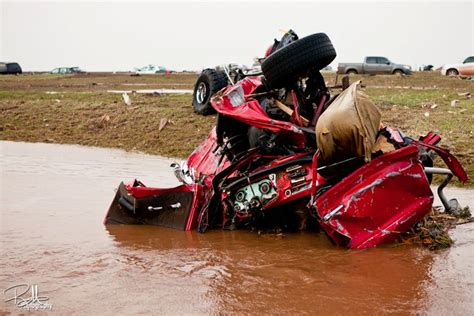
<box><xmin>0</xmin><ymin>72</ymin><xmax>473</xmax><ymax>185</ymax></box>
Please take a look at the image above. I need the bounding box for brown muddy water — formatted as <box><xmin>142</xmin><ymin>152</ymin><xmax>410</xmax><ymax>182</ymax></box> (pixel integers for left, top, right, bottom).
<box><xmin>1</xmin><ymin>141</ymin><xmax>473</xmax><ymax>315</ymax></box>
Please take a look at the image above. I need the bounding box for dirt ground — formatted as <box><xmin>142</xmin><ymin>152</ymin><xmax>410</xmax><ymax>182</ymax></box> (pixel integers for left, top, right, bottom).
<box><xmin>1</xmin><ymin>72</ymin><xmax>473</xmax><ymax>185</ymax></box>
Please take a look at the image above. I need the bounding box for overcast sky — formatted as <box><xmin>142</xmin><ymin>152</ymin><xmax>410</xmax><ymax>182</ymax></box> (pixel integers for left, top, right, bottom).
<box><xmin>1</xmin><ymin>0</ymin><xmax>472</xmax><ymax>71</ymax></box>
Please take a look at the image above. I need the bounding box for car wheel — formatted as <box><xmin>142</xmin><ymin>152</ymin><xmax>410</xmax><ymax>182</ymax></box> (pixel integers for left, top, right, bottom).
<box><xmin>192</xmin><ymin>68</ymin><xmax>228</xmax><ymax>115</ymax></box>
<box><xmin>446</xmin><ymin>68</ymin><xmax>459</xmax><ymax>76</ymax></box>
<box><xmin>261</xmin><ymin>33</ymin><xmax>336</xmax><ymax>89</ymax></box>
<box><xmin>346</xmin><ymin>69</ymin><xmax>358</xmax><ymax>75</ymax></box>
<box><xmin>393</xmin><ymin>69</ymin><xmax>404</xmax><ymax>75</ymax></box>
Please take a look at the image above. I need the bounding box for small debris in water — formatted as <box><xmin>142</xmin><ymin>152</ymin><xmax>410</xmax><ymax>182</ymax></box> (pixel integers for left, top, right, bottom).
<box><xmin>400</xmin><ymin>206</ymin><xmax>472</xmax><ymax>250</ymax></box>
<box><xmin>447</xmin><ymin>204</ymin><xmax>471</xmax><ymax>218</ymax></box>
<box><xmin>257</xmin><ymin>228</ymin><xmax>285</xmax><ymax>239</ymax></box>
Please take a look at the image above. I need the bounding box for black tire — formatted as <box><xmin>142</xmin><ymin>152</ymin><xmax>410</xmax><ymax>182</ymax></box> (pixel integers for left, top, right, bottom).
<box><xmin>261</xmin><ymin>33</ymin><xmax>336</xmax><ymax>88</ymax></box>
<box><xmin>446</xmin><ymin>68</ymin><xmax>459</xmax><ymax>76</ymax></box>
<box><xmin>393</xmin><ymin>69</ymin><xmax>404</xmax><ymax>75</ymax></box>
<box><xmin>192</xmin><ymin>68</ymin><xmax>228</xmax><ymax>115</ymax></box>
<box><xmin>346</xmin><ymin>69</ymin><xmax>358</xmax><ymax>75</ymax></box>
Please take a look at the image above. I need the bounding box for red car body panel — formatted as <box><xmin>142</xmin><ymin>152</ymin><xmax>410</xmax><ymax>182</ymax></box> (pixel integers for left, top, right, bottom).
<box><xmin>185</xmin><ymin>128</ymin><xmax>230</xmax><ymax>187</ymax></box>
<box><xmin>314</xmin><ymin>146</ymin><xmax>434</xmax><ymax>249</ymax></box>
<box><xmin>212</xmin><ymin>77</ymin><xmax>305</xmax><ymax>146</ymax></box>
<box><xmin>414</xmin><ymin>140</ymin><xmax>468</xmax><ymax>183</ymax></box>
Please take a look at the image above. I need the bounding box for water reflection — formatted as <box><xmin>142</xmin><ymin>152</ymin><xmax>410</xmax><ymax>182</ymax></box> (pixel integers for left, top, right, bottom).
<box><xmin>106</xmin><ymin>225</ymin><xmax>433</xmax><ymax>314</ymax></box>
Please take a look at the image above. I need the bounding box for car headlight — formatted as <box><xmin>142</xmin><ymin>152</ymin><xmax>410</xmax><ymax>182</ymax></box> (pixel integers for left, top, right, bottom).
<box><xmin>404</xmin><ymin>65</ymin><xmax>412</xmax><ymax>70</ymax></box>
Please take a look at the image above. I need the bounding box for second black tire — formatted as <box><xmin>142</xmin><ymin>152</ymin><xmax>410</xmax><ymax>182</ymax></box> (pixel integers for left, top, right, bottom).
<box><xmin>261</xmin><ymin>33</ymin><xmax>336</xmax><ymax>89</ymax></box>
<box><xmin>192</xmin><ymin>68</ymin><xmax>228</xmax><ymax>115</ymax></box>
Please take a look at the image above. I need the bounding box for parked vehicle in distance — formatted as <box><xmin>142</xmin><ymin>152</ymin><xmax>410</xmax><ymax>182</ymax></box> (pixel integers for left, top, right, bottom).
<box><xmin>441</xmin><ymin>56</ymin><xmax>474</xmax><ymax>76</ymax></box>
<box><xmin>420</xmin><ymin>64</ymin><xmax>434</xmax><ymax>71</ymax></box>
<box><xmin>0</xmin><ymin>62</ymin><xmax>22</xmax><ymax>75</ymax></box>
<box><xmin>134</xmin><ymin>65</ymin><xmax>175</xmax><ymax>74</ymax></box>
<box><xmin>50</xmin><ymin>67</ymin><xmax>85</xmax><ymax>74</ymax></box>
<box><xmin>338</xmin><ymin>56</ymin><xmax>412</xmax><ymax>75</ymax></box>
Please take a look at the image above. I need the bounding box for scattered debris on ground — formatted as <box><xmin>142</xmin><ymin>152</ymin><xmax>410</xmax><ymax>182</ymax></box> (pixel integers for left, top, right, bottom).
<box><xmin>159</xmin><ymin>118</ymin><xmax>168</xmax><ymax>131</ymax></box>
<box><xmin>99</xmin><ymin>114</ymin><xmax>110</xmax><ymax>124</ymax></box>
<box><xmin>421</xmin><ymin>101</ymin><xmax>437</xmax><ymax>108</ymax></box>
<box><xmin>109</xmin><ymin>89</ymin><xmax>193</xmax><ymax>95</ymax></box>
<box><xmin>457</xmin><ymin>92</ymin><xmax>471</xmax><ymax>99</ymax></box>
<box><xmin>122</xmin><ymin>92</ymin><xmax>131</xmax><ymax>106</ymax></box>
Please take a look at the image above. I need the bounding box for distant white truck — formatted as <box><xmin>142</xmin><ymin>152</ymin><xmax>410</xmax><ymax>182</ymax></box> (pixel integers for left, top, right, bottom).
<box><xmin>337</xmin><ymin>56</ymin><xmax>412</xmax><ymax>75</ymax></box>
<box><xmin>133</xmin><ymin>65</ymin><xmax>175</xmax><ymax>74</ymax></box>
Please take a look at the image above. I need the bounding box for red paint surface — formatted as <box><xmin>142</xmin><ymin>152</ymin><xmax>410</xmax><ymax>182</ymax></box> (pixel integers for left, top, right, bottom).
<box><xmin>314</xmin><ymin>146</ymin><xmax>434</xmax><ymax>249</ymax></box>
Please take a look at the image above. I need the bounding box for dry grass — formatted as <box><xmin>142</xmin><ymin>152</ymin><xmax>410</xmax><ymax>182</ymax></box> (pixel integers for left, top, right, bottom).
<box><xmin>0</xmin><ymin>90</ymin><xmax>214</xmax><ymax>158</ymax></box>
<box><xmin>0</xmin><ymin>72</ymin><xmax>197</xmax><ymax>91</ymax></box>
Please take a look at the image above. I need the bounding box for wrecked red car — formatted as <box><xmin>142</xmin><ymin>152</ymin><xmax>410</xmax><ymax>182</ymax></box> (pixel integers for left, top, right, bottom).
<box><xmin>105</xmin><ymin>31</ymin><xmax>468</xmax><ymax>249</ymax></box>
